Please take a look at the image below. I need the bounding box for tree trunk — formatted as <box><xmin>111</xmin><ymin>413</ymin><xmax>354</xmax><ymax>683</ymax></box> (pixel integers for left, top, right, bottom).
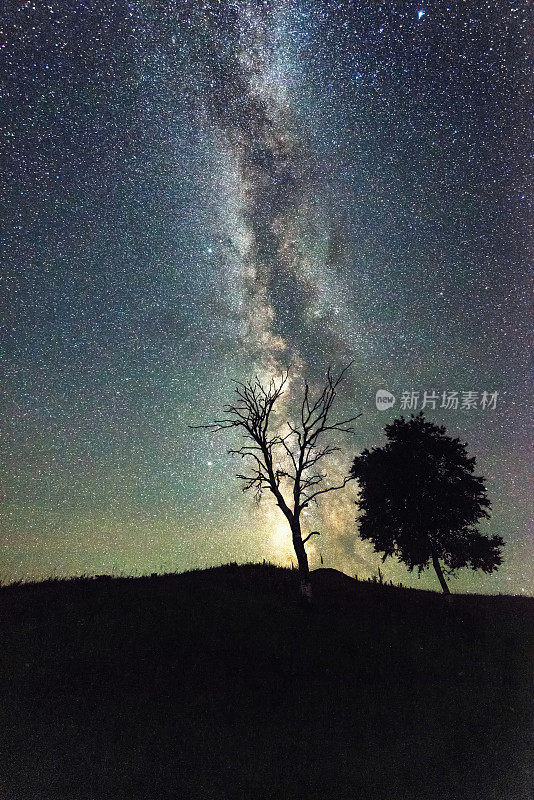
<box><xmin>291</xmin><ymin>519</ymin><xmax>312</xmax><ymax>604</ymax></box>
<box><xmin>431</xmin><ymin>550</ymin><xmax>450</xmax><ymax>594</ymax></box>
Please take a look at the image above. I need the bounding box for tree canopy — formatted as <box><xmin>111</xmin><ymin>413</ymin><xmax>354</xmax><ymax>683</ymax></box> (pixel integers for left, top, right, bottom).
<box><xmin>351</xmin><ymin>413</ymin><xmax>504</xmax><ymax>593</ymax></box>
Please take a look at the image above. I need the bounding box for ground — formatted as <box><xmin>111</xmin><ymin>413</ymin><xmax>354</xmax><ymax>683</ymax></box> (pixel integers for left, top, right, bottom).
<box><xmin>1</xmin><ymin>564</ymin><xmax>532</xmax><ymax>799</ymax></box>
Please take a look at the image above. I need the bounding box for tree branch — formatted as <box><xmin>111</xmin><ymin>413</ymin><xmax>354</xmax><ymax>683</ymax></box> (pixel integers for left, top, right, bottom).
<box><xmin>190</xmin><ymin>366</ymin><xmax>360</xmax><ymax>531</ymax></box>
<box><xmin>300</xmin><ymin>474</ymin><xmax>356</xmax><ymax>509</ymax></box>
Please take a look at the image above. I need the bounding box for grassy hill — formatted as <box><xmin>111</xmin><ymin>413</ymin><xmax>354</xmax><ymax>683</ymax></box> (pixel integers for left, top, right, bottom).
<box><xmin>1</xmin><ymin>564</ymin><xmax>532</xmax><ymax>799</ymax></box>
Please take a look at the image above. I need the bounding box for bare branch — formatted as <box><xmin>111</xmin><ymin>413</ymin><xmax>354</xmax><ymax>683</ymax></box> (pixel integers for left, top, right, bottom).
<box><xmin>300</xmin><ymin>474</ymin><xmax>356</xmax><ymax>510</ymax></box>
<box><xmin>190</xmin><ymin>420</ymin><xmax>241</xmax><ymax>431</ymax></box>
<box><xmin>191</xmin><ymin>366</ymin><xmax>360</xmax><ymax>544</ymax></box>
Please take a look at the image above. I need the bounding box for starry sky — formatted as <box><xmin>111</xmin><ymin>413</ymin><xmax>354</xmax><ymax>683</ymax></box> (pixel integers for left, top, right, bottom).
<box><xmin>2</xmin><ymin>0</ymin><xmax>532</xmax><ymax>593</ymax></box>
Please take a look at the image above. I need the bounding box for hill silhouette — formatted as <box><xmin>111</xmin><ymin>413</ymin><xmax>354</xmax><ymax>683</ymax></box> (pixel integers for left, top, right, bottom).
<box><xmin>1</xmin><ymin>564</ymin><xmax>532</xmax><ymax>799</ymax></box>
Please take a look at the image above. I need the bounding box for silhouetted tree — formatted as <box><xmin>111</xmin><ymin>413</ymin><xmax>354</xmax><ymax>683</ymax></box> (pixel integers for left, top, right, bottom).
<box><xmin>193</xmin><ymin>367</ymin><xmax>360</xmax><ymax>602</ymax></box>
<box><xmin>350</xmin><ymin>413</ymin><xmax>503</xmax><ymax>594</ymax></box>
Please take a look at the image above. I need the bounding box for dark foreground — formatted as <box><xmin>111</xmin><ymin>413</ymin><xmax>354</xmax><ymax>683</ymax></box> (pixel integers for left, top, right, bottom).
<box><xmin>1</xmin><ymin>564</ymin><xmax>532</xmax><ymax>800</ymax></box>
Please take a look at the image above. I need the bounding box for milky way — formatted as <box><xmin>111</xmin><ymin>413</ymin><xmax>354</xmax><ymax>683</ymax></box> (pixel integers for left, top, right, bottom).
<box><xmin>196</xmin><ymin>1</ymin><xmax>358</xmax><ymax>377</ymax></box>
<box><xmin>2</xmin><ymin>1</ymin><xmax>532</xmax><ymax>593</ymax></box>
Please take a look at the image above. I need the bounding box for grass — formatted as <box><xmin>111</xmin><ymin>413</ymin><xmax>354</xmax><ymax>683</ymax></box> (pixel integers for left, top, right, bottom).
<box><xmin>1</xmin><ymin>563</ymin><xmax>532</xmax><ymax>799</ymax></box>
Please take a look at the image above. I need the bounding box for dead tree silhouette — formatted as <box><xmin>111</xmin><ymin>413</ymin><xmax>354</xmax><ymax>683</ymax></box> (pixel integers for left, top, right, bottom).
<box><xmin>192</xmin><ymin>367</ymin><xmax>360</xmax><ymax>602</ymax></box>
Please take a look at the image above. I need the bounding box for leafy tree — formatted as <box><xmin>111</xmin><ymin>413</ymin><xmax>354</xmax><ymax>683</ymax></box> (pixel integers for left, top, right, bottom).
<box><xmin>350</xmin><ymin>413</ymin><xmax>503</xmax><ymax>594</ymax></box>
<box><xmin>193</xmin><ymin>368</ymin><xmax>360</xmax><ymax>601</ymax></box>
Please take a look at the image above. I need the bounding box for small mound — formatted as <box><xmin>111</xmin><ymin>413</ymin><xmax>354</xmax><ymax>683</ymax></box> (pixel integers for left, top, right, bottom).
<box><xmin>311</xmin><ymin>567</ymin><xmax>358</xmax><ymax>593</ymax></box>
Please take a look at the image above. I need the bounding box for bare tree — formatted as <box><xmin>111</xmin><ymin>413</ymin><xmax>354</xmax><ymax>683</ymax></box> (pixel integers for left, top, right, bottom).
<box><xmin>192</xmin><ymin>367</ymin><xmax>360</xmax><ymax>601</ymax></box>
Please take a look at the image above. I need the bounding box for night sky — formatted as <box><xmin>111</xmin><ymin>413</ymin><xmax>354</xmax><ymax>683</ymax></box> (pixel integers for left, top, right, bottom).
<box><xmin>2</xmin><ymin>0</ymin><xmax>532</xmax><ymax>594</ymax></box>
